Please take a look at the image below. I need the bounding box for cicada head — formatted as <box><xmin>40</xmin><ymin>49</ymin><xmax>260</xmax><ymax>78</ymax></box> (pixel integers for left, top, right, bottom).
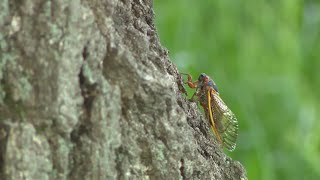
<box><xmin>198</xmin><ymin>73</ymin><xmax>208</xmax><ymax>82</ymax></box>
<box><xmin>198</xmin><ymin>73</ymin><xmax>209</xmax><ymax>88</ymax></box>
<box><xmin>198</xmin><ymin>73</ymin><xmax>219</xmax><ymax>93</ymax></box>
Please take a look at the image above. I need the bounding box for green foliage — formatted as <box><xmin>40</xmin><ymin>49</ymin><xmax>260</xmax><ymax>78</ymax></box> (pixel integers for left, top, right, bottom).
<box><xmin>154</xmin><ymin>1</ymin><xmax>320</xmax><ymax>179</ymax></box>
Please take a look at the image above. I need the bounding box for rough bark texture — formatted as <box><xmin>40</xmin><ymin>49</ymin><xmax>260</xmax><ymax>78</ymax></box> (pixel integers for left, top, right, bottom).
<box><xmin>0</xmin><ymin>0</ymin><xmax>247</xmax><ymax>179</ymax></box>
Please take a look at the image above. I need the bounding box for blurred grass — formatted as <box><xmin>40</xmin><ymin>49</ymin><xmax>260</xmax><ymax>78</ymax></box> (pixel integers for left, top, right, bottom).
<box><xmin>154</xmin><ymin>0</ymin><xmax>320</xmax><ymax>179</ymax></box>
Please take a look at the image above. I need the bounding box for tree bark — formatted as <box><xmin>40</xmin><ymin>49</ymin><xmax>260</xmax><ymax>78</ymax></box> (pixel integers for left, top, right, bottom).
<box><xmin>0</xmin><ymin>0</ymin><xmax>247</xmax><ymax>179</ymax></box>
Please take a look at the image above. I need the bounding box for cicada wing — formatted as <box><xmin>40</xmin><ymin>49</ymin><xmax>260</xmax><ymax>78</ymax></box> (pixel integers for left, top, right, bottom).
<box><xmin>206</xmin><ymin>90</ymin><xmax>223</xmax><ymax>146</ymax></box>
<box><xmin>210</xmin><ymin>92</ymin><xmax>239</xmax><ymax>151</ymax></box>
<box><xmin>204</xmin><ymin>107</ymin><xmax>223</xmax><ymax>146</ymax></box>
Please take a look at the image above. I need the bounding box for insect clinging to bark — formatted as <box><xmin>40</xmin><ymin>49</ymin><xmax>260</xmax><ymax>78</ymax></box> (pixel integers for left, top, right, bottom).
<box><xmin>181</xmin><ymin>73</ymin><xmax>239</xmax><ymax>151</ymax></box>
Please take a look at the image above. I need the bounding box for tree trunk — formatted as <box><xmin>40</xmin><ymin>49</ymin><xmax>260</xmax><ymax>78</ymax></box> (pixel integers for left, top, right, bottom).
<box><xmin>0</xmin><ymin>0</ymin><xmax>247</xmax><ymax>179</ymax></box>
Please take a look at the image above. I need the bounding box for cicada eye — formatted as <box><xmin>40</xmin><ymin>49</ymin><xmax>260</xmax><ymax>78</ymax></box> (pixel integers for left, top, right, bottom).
<box><xmin>198</xmin><ymin>73</ymin><xmax>206</xmax><ymax>81</ymax></box>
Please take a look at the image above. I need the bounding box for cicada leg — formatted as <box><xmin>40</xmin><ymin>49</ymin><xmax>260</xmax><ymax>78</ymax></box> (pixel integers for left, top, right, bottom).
<box><xmin>181</xmin><ymin>73</ymin><xmax>198</xmax><ymax>89</ymax></box>
<box><xmin>190</xmin><ymin>90</ymin><xmax>201</xmax><ymax>103</ymax></box>
<box><xmin>177</xmin><ymin>74</ymin><xmax>188</xmax><ymax>96</ymax></box>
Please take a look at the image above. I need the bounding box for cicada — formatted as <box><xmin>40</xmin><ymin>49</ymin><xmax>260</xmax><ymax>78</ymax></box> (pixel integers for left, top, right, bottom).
<box><xmin>181</xmin><ymin>73</ymin><xmax>239</xmax><ymax>151</ymax></box>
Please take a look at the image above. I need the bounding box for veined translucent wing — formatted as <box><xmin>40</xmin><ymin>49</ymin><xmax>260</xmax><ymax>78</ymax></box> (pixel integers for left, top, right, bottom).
<box><xmin>208</xmin><ymin>89</ymin><xmax>239</xmax><ymax>151</ymax></box>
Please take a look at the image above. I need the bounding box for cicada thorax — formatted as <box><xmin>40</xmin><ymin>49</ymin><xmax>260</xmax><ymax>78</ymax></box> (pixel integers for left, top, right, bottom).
<box><xmin>197</xmin><ymin>79</ymin><xmax>217</xmax><ymax>109</ymax></box>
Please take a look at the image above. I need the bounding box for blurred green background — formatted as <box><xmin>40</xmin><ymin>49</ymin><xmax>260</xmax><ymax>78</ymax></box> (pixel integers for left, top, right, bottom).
<box><xmin>154</xmin><ymin>1</ymin><xmax>320</xmax><ymax>179</ymax></box>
